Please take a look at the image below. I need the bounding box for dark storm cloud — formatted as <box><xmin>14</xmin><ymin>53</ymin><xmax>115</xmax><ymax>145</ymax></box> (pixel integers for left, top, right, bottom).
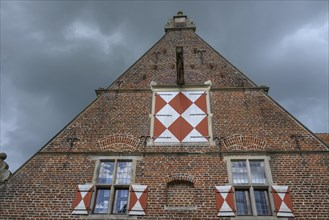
<box><xmin>1</xmin><ymin>1</ymin><xmax>328</xmax><ymax>172</ymax></box>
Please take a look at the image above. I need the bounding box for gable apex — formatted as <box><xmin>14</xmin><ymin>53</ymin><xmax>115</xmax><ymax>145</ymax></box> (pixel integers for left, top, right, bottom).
<box><xmin>106</xmin><ymin>30</ymin><xmax>258</xmax><ymax>90</ymax></box>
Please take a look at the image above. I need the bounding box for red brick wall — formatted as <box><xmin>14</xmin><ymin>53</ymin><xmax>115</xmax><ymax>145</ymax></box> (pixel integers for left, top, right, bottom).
<box><xmin>109</xmin><ymin>30</ymin><xmax>256</xmax><ymax>90</ymax></box>
<box><xmin>316</xmin><ymin>133</ymin><xmax>329</xmax><ymax>146</ymax></box>
<box><xmin>270</xmin><ymin>153</ymin><xmax>329</xmax><ymax>219</ymax></box>
<box><xmin>0</xmin><ymin>154</ymin><xmax>94</xmax><ymax>219</ymax></box>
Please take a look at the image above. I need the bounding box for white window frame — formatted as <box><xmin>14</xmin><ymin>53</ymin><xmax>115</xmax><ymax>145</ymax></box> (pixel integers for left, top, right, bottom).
<box><xmin>224</xmin><ymin>155</ymin><xmax>278</xmax><ymax>219</ymax></box>
<box><xmin>149</xmin><ymin>86</ymin><xmax>213</xmax><ymax>146</ymax></box>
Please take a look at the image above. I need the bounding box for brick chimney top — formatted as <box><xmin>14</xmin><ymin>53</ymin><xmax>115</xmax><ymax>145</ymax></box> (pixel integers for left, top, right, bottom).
<box><xmin>164</xmin><ymin>11</ymin><xmax>196</xmax><ymax>33</ymax></box>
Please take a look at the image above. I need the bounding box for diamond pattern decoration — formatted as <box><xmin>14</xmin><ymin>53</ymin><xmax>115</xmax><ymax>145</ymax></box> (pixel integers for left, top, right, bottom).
<box><xmin>155</xmin><ymin>95</ymin><xmax>167</xmax><ymax>114</ymax></box>
<box><xmin>155</xmin><ymin>104</ymin><xmax>180</xmax><ymax>128</ymax></box>
<box><xmin>129</xmin><ymin>185</ymin><xmax>148</xmax><ymax>216</ymax></box>
<box><xmin>168</xmin><ymin>116</ymin><xmax>193</xmax><ymax>142</ymax></box>
<box><xmin>153</xmin><ymin>117</ymin><xmax>167</xmax><ymax>138</ymax></box>
<box><xmin>195</xmin><ymin>117</ymin><xmax>209</xmax><ymax>137</ymax></box>
<box><xmin>153</xmin><ymin>91</ymin><xmax>208</xmax><ymax>143</ymax></box>
<box><xmin>215</xmin><ymin>185</ymin><xmax>235</xmax><ymax>217</ymax></box>
<box><xmin>194</xmin><ymin>93</ymin><xmax>207</xmax><ymax>113</ymax></box>
<box><xmin>181</xmin><ymin>104</ymin><xmax>205</xmax><ymax>127</ymax></box>
<box><xmin>155</xmin><ymin>92</ymin><xmax>179</xmax><ymax>103</ymax></box>
<box><xmin>156</xmin><ymin>129</ymin><xmax>179</xmax><ymax>142</ymax></box>
<box><xmin>182</xmin><ymin>129</ymin><xmax>205</xmax><ymax>142</ymax></box>
<box><xmin>72</xmin><ymin>184</ymin><xmax>93</xmax><ymax>215</ymax></box>
<box><xmin>168</xmin><ymin>92</ymin><xmax>193</xmax><ymax>114</ymax></box>
<box><xmin>272</xmin><ymin>185</ymin><xmax>294</xmax><ymax>217</ymax></box>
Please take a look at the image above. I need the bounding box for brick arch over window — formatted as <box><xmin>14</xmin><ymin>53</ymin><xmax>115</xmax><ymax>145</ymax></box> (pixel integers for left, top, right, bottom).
<box><xmin>166</xmin><ymin>174</ymin><xmax>197</xmax><ymax>185</ymax></box>
<box><xmin>221</xmin><ymin>135</ymin><xmax>267</xmax><ymax>151</ymax></box>
<box><xmin>98</xmin><ymin>135</ymin><xmax>140</xmax><ymax>152</ymax></box>
<box><xmin>166</xmin><ymin>175</ymin><xmax>196</xmax><ymax>208</ymax></box>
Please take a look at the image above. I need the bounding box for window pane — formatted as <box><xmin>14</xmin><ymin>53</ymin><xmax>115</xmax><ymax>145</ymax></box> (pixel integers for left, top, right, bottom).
<box><xmin>250</xmin><ymin>161</ymin><xmax>266</xmax><ymax>184</ymax></box>
<box><xmin>112</xmin><ymin>189</ymin><xmax>129</xmax><ymax>214</ymax></box>
<box><xmin>231</xmin><ymin>161</ymin><xmax>249</xmax><ymax>184</ymax></box>
<box><xmin>235</xmin><ymin>190</ymin><xmax>252</xmax><ymax>215</ymax></box>
<box><xmin>254</xmin><ymin>190</ymin><xmax>271</xmax><ymax>215</ymax></box>
<box><xmin>94</xmin><ymin>189</ymin><xmax>110</xmax><ymax>214</ymax></box>
<box><xmin>115</xmin><ymin>162</ymin><xmax>132</xmax><ymax>184</ymax></box>
<box><xmin>98</xmin><ymin>162</ymin><xmax>115</xmax><ymax>184</ymax></box>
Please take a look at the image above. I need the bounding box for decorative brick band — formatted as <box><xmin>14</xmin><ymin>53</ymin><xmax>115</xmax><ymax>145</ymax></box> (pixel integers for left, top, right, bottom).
<box><xmin>166</xmin><ymin>174</ymin><xmax>196</xmax><ymax>185</ymax></box>
<box><xmin>222</xmin><ymin>135</ymin><xmax>267</xmax><ymax>151</ymax></box>
<box><xmin>98</xmin><ymin>135</ymin><xmax>140</xmax><ymax>152</ymax></box>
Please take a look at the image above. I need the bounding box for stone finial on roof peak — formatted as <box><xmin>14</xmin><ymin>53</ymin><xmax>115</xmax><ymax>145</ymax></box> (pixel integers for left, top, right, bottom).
<box><xmin>164</xmin><ymin>11</ymin><xmax>196</xmax><ymax>33</ymax></box>
<box><xmin>0</xmin><ymin>152</ymin><xmax>11</xmax><ymax>183</ymax></box>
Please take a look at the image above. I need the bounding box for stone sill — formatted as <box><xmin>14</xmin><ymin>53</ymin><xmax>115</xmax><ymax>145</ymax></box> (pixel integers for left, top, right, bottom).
<box><xmin>83</xmin><ymin>214</ymin><xmax>137</xmax><ymax>219</ymax></box>
<box><xmin>232</xmin><ymin>216</ymin><xmax>288</xmax><ymax>220</ymax></box>
<box><xmin>164</xmin><ymin>205</ymin><xmax>197</xmax><ymax>211</ymax></box>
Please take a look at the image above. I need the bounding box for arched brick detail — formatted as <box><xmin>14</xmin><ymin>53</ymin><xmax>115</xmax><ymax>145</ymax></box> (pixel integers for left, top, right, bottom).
<box><xmin>98</xmin><ymin>135</ymin><xmax>140</xmax><ymax>152</ymax></box>
<box><xmin>222</xmin><ymin>135</ymin><xmax>267</xmax><ymax>151</ymax></box>
<box><xmin>166</xmin><ymin>174</ymin><xmax>197</xmax><ymax>185</ymax></box>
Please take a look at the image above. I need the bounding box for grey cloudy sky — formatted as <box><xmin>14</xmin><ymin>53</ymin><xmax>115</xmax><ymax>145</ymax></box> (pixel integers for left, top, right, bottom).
<box><xmin>1</xmin><ymin>1</ymin><xmax>328</xmax><ymax>172</ymax></box>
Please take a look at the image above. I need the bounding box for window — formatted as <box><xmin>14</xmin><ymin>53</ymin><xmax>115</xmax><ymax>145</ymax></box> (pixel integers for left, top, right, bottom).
<box><xmin>93</xmin><ymin>161</ymin><xmax>132</xmax><ymax>215</ymax></box>
<box><xmin>151</xmin><ymin>89</ymin><xmax>212</xmax><ymax>143</ymax></box>
<box><xmin>72</xmin><ymin>156</ymin><xmax>147</xmax><ymax>216</ymax></box>
<box><xmin>227</xmin><ymin>157</ymin><xmax>273</xmax><ymax>217</ymax></box>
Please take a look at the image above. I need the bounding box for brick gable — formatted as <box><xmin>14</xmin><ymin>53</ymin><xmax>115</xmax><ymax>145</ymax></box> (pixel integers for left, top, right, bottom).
<box><xmin>1</xmin><ymin>12</ymin><xmax>328</xmax><ymax>219</ymax></box>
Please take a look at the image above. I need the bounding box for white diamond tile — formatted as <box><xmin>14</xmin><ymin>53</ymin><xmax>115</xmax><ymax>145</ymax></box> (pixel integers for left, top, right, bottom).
<box><xmin>157</xmin><ymin>92</ymin><xmax>179</xmax><ymax>103</ymax></box>
<box><xmin>154</xmin><ymin>129</ymin><xmax>179</xmax><ymax>142</ymax></box>
<box><xmin>181</xmin><ymin>104</ymin><xmax>206</xmax><ymax>127</ymax></box>
<box><xmin>181</xmin><ymin>91</ymin><xmax>203</xmax><ymax>102</ymax></box>
<box><xmin>155</xmin><ymin>105</ymin><xmax>179</xmax><ymax>128</ymax></box>
<box><xmin>182</xmin><ymin>129</ymin><xmax>207</xmax><ymax>142</ymax></box>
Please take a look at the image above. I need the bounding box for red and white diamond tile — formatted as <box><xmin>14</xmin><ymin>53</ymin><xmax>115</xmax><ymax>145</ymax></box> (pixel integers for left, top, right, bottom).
<box><xmin>154</xmin><ymin>91</ymin><xmax>208</xmax><ymax>142</ymax></box>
